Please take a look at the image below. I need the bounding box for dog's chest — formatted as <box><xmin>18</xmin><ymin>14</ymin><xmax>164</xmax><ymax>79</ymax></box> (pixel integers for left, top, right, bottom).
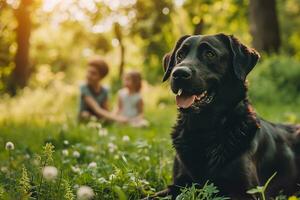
<box><xmin>172</xmin><ymin>129</ymin><xmax>225</xmax><ymax>175</ymax></box>
<box><xmin>172</xmin><ymin>124</ymin><xmax>256</xmax><ymax>179</ymax></box>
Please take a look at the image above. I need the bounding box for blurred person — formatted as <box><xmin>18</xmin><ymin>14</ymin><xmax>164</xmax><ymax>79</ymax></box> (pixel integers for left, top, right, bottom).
<box><xmin>79</xmin><ymin>56</ymin><xmax>127</xmax><ymax>123</ymax></box>
<box><xmin>116</xmin><ymin>70</ymin><xmax>149</xmax><ymax>127</ymax></box>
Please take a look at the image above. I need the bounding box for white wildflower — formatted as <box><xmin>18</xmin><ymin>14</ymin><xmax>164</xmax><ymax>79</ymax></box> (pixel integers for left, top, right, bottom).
<box><xmin>77</xmin><ymin>186</ymin><xmax>94</xmax><ymax>200</ymax></box>
<box><xmin>73</xmin><ymin>151</ymin><xmax>80</xmax><ymax>158</ymax></box>
<box><xmin>5</xmin><ymin>142</ymin><xmax>14</xmax><ymax>150</ymax></box>
<box><xmin>108</xmin><ymin>143</ymin><xmax>117</xmax><ymax>153</ymax></box>
<box><xmin>24</xmin><ymin>154</ymin><xmax>30</xmax><ymax>159</ymax></box>
<box><xmin>63</xmin><ymin>140</ymin><xmax>69</xmax><ymax>145</ymax></box>
<box><xmin>130</xmin><ymin>175</ymin><xmax>136</xmax><ymax>181</ymax></box>
<box><xmin>122</xmin><ymin>135</ymin><xmax>130</xmax><ymax>142</ymax></box>
<box><xmin>98</xmin><ymin>128</ymin><xmax>108</xmax><ymax>137</ymax></box>
<box><xmin>98</xmin><ymin>177</ymin><xmax>107</xmax><ymax>183</ymax></box>
<box><xmin>62</xmin><ymin>149</ymin><xmax>69</xmax><ymax>156</ymax></box>
<box><xmin>141</xmin><ymin>179</ymin><xmax>150</xmax><ymax>185</ymax></box>
<box><xmin>42</xmin><ymin>166</ymin><xmax>58</xmax><ymax>181</ymax></box>
<box><xmin>109</xmin><ymin>174</ymin><xmax>116</xmax><ymax>181</ymax></box>
<box><xmin>71</xmin><ymin>166</ymin><xmax>81</xmax><ymax>174</ymax></box>
<box><xmin>110</xmin><ymin>136</ymin><xmax>116</xmax><ymax>141</ymax></box>
<box><xmin>1</xmin><ymin>167</ymin><xmax>8</xmax><ymax>173</ymax></box>
<box><xmin>86</xmin><ymin>146</ymin><xmax>95</xmax><ymax>152</ymax></box>
<box><xmin>73</xmin><ymin>184</ymin><xmax>79</xmax><ymax>189</ymax></box>
<box><xmin>88</xmin><ymin>162</ymin><xmax>97</xmax><ymax>169</ymax></box>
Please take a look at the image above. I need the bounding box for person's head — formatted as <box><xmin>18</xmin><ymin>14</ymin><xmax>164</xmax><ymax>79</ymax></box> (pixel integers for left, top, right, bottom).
<box><xmin>86</xmin><ymin>56</ymin><xmax>109</xmax><ymax>85</ymax></box>
<box><xmin>123</xmin><ymin>71</ymin><xmax>142</xmax><ymax>92</ymax></box>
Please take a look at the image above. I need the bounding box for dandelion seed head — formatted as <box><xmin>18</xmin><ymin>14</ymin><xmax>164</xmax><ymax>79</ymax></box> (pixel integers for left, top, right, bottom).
<box><xmin>5</xmin><ymin>141</ymin><xmax>14</xmax><ymax>150</ymax></box>
<box><xmin>42</xmin><ymin>166</ymin><xmax>58</xmax><ymax>181</ymax></box>
<box><xmin>77</xmin><ymin>186</ymin><xmax>94</xmax><ymax>200</ymax></box>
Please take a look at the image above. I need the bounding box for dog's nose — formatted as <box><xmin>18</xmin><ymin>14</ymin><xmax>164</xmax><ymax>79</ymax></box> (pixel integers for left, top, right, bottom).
<box><xmin>172</xmin><ymin>67</ymin><xmax>192</xmax><ymax>80</ymax></box>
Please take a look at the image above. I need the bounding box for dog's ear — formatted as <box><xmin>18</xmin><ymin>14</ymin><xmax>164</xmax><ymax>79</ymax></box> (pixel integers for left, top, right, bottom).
<box><xmin>162</xmin><ymin>53</ymin><xmax>171</xmax><ymax>72</ymax></box>
<box><xmin>162</xmin><ymin>35</ymin><xmax>190</xmax><ymax>82</ymax></box>
<box><xmin>219</xmin><ymin>34</ymin><xmax>260</xmax><ymax>81</ymax></box>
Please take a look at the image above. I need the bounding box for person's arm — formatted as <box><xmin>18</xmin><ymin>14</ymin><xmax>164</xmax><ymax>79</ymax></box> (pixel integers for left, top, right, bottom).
<box><xmin>84</xmin><ymin>96</ymin><xmax>127</xmax><ymax>123</ymax></box>
<box><xmin>134</xmin><ymin>99</ymin><xmax>144</xmax><ymax>120</ymax></box>
<box><xmin>101</xmin><ymin>98</ymin><xmax>109</xmax><ymax>110</ymax></box>
<box><xmin>116</xmin><ymin>94</ymin><xmax>123</xmax><ymax>115</ymax></box>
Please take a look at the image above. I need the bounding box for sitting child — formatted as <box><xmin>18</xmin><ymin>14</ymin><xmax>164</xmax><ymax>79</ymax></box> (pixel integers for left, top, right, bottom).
<box><xmin>116</xmin><ymin>71</ymin><xmax>149</xmax><ymax>127</ymax></box>
<box><xmin>79</xmin><ymin>56</ymin><xmax>126</xmax><ymax>123</ymax></box>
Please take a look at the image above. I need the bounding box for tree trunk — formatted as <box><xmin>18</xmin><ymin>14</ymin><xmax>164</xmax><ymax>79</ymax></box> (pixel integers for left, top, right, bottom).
<box><xmin>249</xmin><ymin>0</ymin><xmax>280</xmax><ymax>53</ymax></box>
<box><xmin>114</xmin><ymin>23</ymin><xmax>125</xmax><ymax>78</ymax></box>
<box><xmin>9</xmin><ymin>0</ymin><xmax>32</xmax><ymax>95</ymax></box>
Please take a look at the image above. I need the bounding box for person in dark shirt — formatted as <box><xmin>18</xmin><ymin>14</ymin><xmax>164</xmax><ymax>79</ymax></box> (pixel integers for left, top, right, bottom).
<box><xmin>78</xmin><ymin>56</ymin><xmax>127</xmax><ymax>123</ymax></box>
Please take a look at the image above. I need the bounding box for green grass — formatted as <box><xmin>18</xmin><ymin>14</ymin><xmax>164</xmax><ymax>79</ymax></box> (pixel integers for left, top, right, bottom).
<box><xmin>1</xmin><ymin>87</ymin><xmax>300</xmax><ymax>199</ymax></box>
<box><xmin>0</xmin><ymin>102</ymin><xmax>178</xmax><ymax>199</ymax></box>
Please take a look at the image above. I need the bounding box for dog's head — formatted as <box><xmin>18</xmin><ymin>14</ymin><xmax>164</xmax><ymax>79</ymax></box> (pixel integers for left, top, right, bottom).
<box><xmin>163</xmin><ymin>34</ymin><xmax>260</xmax><ymax>113</ymax></box>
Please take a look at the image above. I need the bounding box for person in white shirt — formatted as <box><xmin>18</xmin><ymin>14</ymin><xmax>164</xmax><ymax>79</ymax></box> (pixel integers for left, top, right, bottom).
<box><xmin>116</xmin><ymin>71</ymin><xmax>149</xmax><ymax>127</ymax></box>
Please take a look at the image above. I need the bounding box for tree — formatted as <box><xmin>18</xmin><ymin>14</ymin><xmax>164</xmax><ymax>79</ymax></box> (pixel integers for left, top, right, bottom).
<box><xmin>114</xmin><ymin>23</ymin><xmax>125</xmax><ymax>78</ymax></box>
<box><xmin>9</xmin><ymin>0</ymin><xmax>33</xmax><ymax>95</ymax></box>
<box><xmin>249</xmin><ymin>0</ymin><xmax>281</xmax><ymax>53</ymax></box>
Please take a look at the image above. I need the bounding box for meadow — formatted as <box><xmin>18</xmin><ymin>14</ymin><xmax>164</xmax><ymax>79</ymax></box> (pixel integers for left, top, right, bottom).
<box><xmin>1</xmin><ymin>74</ymin><xmax>300</xmax><ymax>199</ymax></box>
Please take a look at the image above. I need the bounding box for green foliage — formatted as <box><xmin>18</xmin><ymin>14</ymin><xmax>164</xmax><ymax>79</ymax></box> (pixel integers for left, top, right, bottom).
<box><xmin>247</xmin><ymin>172</ymin><xmax>277</xmax><ymax>200</ymax></box>
<box><xmin>42</xmin><ymin>143</ymin><xmax>55</xmax><ymax>165</ymax></box>
<box><xmin>249</xmin><ymin>55</ymin><xmax>300</xmax><ymax>104</ymax></box>
<box><xmin>176</xmin><ymin>183</ymin><xmax>229</xmax><ymax>200</ymax></box>
<box><xmin>63</xmin><ymin>180</ymin><xmax>75</xmax><ymax>200</ymax></box>
<box><xmin>19</xmin><ymin>165</ymin><xmax>31</xmax><ymax>197</ymax></box>
<box><xmin>0</xmin><ymin>7</ymin><xmax>16</xmax><ymax>94</ymax></box>
<box><xmin>1</xmin><ymin>0</ymin><xmax>300</xmax><ymax>92</ymax></box>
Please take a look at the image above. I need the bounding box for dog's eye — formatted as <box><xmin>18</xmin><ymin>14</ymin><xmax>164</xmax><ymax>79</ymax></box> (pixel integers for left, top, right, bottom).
<box><xmin>176</xmin><ymin>52</ymin><xmax>185</xmax><ymax>62</ymax></box>
<box><xmin>205</xmin><ymin>50</ymin><xmax>215</xmax><ymax>59</ymax></box>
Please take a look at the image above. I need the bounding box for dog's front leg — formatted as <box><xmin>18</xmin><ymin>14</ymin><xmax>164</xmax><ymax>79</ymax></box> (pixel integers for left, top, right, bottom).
<box><xmin>142</xmin><ymin>156</ymin><xmax>193</xmax><ymax>200</ymax></box>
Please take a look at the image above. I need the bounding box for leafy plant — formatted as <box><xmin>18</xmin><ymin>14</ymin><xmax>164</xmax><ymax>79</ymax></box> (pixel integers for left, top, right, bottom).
<box><xmin>247</xmin><ymin>172</ymin><xmax>277</xmax><ymax>200</ymax></box>
<box><xmin>176</xmin><ymin>182</ymin><xmax>229</xmax><ymax>200</ymax></box>
<box><xmin>19</xmin><ymin>165</ymin><xmax>31</xmax><ymax>198</ymax></box>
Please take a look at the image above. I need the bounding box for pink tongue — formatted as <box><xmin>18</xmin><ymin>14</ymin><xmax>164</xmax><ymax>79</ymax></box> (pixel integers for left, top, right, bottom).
<box><xmin>176</xmin><ymin>95</ymin><xmax>197</xmax><ymax>108</ymax></box>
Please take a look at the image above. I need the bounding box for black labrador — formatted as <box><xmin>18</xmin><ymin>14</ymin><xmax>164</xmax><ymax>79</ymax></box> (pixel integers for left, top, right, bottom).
<box><xmin>150</xmin><ymin>34</ymin><xmax>300</xmax><ymax>199</ymax></box>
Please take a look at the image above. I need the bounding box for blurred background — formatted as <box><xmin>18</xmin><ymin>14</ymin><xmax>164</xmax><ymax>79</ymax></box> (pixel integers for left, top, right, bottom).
<box><xmin>1</xmin><ymin>1</ymin><xmax>300</xmax><ymax>199</ymax></box>
<box><xmin>0</xmin><ymin>0</ymin><xmax>300</xmax><ymax>123</ymax></box>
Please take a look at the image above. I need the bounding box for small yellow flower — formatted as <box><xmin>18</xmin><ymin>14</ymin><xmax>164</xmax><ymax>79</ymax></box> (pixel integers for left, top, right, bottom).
<box><xmin>288</xmin><ymin>196</ymin><xmax>298</xmax><ymax>200</ymax></box>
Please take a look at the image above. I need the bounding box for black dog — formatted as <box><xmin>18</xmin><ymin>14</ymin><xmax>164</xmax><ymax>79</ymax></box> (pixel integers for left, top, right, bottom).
<box><xmin>152</xmin><ymin>34</ymin><xmax>300</xmax><ymax>199</ymax></box>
